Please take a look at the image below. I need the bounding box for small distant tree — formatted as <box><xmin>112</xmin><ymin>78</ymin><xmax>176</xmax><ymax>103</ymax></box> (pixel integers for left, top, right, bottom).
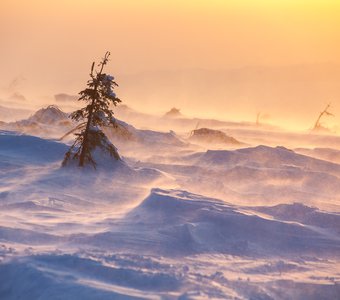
<box><xmin>256</xmin><ymin>112</ymin><xmax>270</xmax><ymax>126</ymax></box>
<box><xmin>62</xmin><ymin>52</ymin><xmax>121</xmax><ymax>168</ymax></box>
<box><xmin>312</xmin><ymin>103</ymin><xmax>334</xmax><ymax>131</ymax></box>
<box><xmin>256</xmin><ymin>112</ymin><xmax>261</xmax><ymax>126</ymax></box>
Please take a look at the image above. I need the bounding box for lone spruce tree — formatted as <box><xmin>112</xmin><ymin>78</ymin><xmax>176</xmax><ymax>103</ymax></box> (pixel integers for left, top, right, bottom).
<box><xmin>62</xmin><ymin>52</ymin><xmax>121</xmax><ymax>168</ymax></box>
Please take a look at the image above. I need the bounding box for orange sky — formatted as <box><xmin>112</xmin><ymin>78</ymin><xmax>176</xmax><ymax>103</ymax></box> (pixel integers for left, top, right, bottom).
<box><xmin>1</xmin><ymin>0</ymin><xmax>340</xmax><ymax>130</ymax></box>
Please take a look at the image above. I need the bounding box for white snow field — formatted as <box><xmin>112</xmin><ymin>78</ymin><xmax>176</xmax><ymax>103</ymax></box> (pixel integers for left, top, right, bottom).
<box><xmin>0</xmin><ymin>107</ymin><xmax>340</xmax><ymax>299</ymax></box>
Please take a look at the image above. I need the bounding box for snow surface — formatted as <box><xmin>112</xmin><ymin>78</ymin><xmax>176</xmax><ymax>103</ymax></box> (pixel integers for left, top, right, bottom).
<box><xmin>0</xmin><ymin>105</ymin><xmax>73</xmax><ymax>139</ymax></box>
<box><xmin>0</xmin><ymin>107</ymin><xmax>340</xmax><ymax>299</ymax></box>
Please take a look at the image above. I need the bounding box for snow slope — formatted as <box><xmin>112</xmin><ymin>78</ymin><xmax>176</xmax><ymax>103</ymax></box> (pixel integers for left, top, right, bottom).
<box><xmin>1</xmin><ymin>187</ymin><xmax>339</xmax><ymax>299</ymax></box>
<box><xmin>135</xmin><ymin>145</ymin><xmax>340</xmax><ymax>210</ymax></box>
<box><xmin>0</xmin><ymin>120</ymin><xmax>340</xmax><ymax>298</ymax></box>
<box><xmin>0</xmin><ymin>131</ymin><xmax>67</xmax><ymax>164</ymax></box>
<box><xmin>0</xmin><ymin>106</ymin><xmax>73</xmax><ymax>138</ymax></box>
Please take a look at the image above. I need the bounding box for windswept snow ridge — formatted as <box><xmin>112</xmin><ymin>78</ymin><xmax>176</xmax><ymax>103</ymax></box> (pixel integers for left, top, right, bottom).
<box><xmin>0</xmin><ymin>112</ymin><xmax>340</xmax><ymax>299</ymax></box>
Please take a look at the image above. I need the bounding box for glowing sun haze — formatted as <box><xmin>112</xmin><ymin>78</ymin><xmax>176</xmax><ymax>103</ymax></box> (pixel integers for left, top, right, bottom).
<box><xmin>1</xmin><ymin>0</ymin><xmax>340</xmax><ymax>130</ymax></box>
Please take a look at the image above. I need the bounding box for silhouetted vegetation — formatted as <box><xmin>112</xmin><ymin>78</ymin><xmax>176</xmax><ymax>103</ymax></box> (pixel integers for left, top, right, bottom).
<box><xmin>312</xmin><ymin>103</ymin><xmax>334</xmax><ymax>132</ymax></box>
<box><xmin>63</xmin><ymin>52</ymin><xmax>121</xmax><ymax>168</ymax></box>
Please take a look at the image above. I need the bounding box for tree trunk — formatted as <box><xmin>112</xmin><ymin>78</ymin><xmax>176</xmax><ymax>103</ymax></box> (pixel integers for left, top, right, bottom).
<box><xmin>78</xmin><ymin>97</ymin><xmax>96</xmax><ymax>166</ymax></box>
<box><xmin>78</xmin><ymin>52</ymin><xmax>109</xmax><ymax>167</ymax></box>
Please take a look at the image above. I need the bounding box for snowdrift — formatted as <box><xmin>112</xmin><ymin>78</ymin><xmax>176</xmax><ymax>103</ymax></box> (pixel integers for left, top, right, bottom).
<box><xmin>0</xmin><ymin>131</ymin><xmax>67</xmax><ymax>164</ymax></box>
<box><xmin>253</xmin><ymin>203</ymin><xmax>340</xmax><ymax>233</ymax></box>
<box><xmin>189</xmin><ymin>127</ymin><xmax>242</xmax><ymax>145</ymax></box>
<box><xmin>190</xmin><ymin>145</ymin><xmax>340</xmax><ymax>174</ymax></box>
<box><xmin>137</xmin><ymin>145</ymin><xmax>340</xmax><ymax>207</ymax></box>
<box><xmin>76</xmin><ymin>189</ymin><xmax>340</xmax><ymax>257</ymax></box>
<box><xmin>1</xmin><ymin>105</ymin><xmax>73</xmax><ymax>138</ymax></box>
<box><xmin>1</xmin><ymin>115</ymin><xmax>340</xmax><ymax>299</ymax></box>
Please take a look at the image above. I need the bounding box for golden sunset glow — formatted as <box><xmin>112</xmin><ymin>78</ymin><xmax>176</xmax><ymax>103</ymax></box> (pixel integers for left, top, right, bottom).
<box><xmin>1</xmin><ymin>0</ymin><xmax>340</xmax><ymax>130</ymax></box>
<box><xmin>2</xmin><ymin>2</ymin><xmax>340</xmax><ymax>297</ymax></box>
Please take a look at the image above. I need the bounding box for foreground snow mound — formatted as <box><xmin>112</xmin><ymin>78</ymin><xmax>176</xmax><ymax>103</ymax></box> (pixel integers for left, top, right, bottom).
<box><xmin>0</xmin><ymin>131</ymin><xmax>167</xmax><ymax>211</ymax></box>
<box><xmin>0</xmin><ymin>131</ymin><xmax>67</xmax><ymax>164</ymax></box>
<box><xmin>0</xmin><ymin>130</ymin><xmax>133</xmax><ymax>173</ymax></box>
<box><xmin>80</xmin><ymin>189</ymin><xmax>340</xmax><ymax>257</ymax></box>
<box><xmin>0</xmin><ymin>255</ymin><xmax>163</xmax><ymax>300</ymax></box>
<box><xmin>1</xmin><ymin>251</ymin><xmax>339</xmax><ymax>300</ymax></box>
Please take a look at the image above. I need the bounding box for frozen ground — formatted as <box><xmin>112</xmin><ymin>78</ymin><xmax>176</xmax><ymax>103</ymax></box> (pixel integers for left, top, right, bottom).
<box><xmin>0</xmin><ymin>108</ymin><xmax>340</xmax><ymax>299</ymax></box>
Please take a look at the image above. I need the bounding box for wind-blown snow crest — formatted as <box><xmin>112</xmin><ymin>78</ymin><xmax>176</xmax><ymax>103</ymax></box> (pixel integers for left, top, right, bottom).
<box><xmin>1</xmin><ymin>187</ymin><xmax>339</xmax><ymax>299</ymax></box>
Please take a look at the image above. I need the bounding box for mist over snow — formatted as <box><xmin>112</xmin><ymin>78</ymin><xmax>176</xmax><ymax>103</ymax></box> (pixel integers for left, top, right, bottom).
<box><xmin>2</xmin><ymin>0</ymin><xmax>340</xmax><ymax>297</ymax></box>
<box><xmin>0</xmin><ymin>105</ymin><xmax>340</xmax><ymax>299</ymax></box>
